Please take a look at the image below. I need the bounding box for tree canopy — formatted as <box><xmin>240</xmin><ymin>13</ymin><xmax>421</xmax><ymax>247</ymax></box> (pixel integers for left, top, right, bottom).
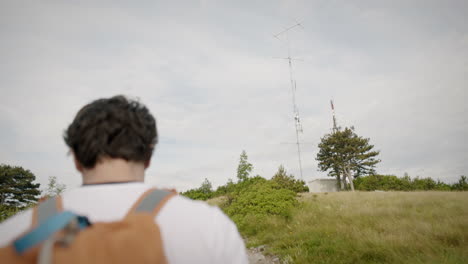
<box><xmin>199</xmin><ymin>178</ymin><xmax>212</xmax><ymax>194</ymax></box>
<box><xmin>316</xmin><ymin>127</ymin><xmax>380</xmax><ymax>191</ymax></box>
<box><xmin>0</xmin><ymin>164</ymin><xmax>41</xmax><ymax>207</ymax></box>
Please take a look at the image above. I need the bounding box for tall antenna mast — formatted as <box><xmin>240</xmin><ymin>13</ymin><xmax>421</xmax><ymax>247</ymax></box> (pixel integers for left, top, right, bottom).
<box><xmin>274</xmin><ymin>21</ymin><xmax>304</xmax><ymax>179</ymax></box>
<box><xmin>330</xmin><ymin>99</ymin><xmax>338</xmax><ymax>133</ymax></box>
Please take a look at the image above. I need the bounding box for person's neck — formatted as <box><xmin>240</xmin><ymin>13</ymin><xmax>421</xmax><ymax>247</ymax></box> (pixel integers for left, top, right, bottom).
<box><xmin>81</xmin><ymin>159</ymin><xmax>145</xmax><ymax>185</ymax></box>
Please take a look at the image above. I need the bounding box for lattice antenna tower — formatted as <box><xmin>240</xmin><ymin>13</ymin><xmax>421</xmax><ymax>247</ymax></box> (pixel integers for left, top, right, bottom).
<box><xmin>274</xmin><ymin>21</ymin><xmax>305</xmax><ymax>179</ymax></box>
<box><xmin>330</xmin><ymin>99</ymin><xmax>338</xmax><ymax>133</ymax></box>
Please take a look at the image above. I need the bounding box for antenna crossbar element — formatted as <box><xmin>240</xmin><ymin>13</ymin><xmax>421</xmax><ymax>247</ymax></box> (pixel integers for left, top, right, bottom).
<box><xmin>273</xmin><ymin>57</ymin><xmax>304</xmax><ymax>61</ymax></box>
<box><xmin>280</xmin><ymin>142</ymin><xmax>314</xmax><ymax>145</ymax></box>
<box><xmin>274</xmin><ymin>22</ymin><xmax>305</xmax><ymax>180</ymax></box>
<box><xmin>273</xmin><ymin>22</ymin><xmax>303</xmax><ymax>39</ymax></box>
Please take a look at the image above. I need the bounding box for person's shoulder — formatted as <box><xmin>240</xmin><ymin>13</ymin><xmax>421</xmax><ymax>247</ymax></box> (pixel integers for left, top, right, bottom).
<box><xmin>157</xmin><ymin>194</ymin><xmax>238</xmax><ymax>236</ymax></box>
<box><xmin>157</xmin><ymin>195</ymin><xmax>248</xmax><ymax>263</ymax></box>
<box><xmin>159</xmin><ymin>195</ymin><xmax>227</xmax><ymax>222</ymax></box>
<box><xmin>158</xmin><ymin>194</ymin><xmax>243</xmax><ymax>246</ymax></box>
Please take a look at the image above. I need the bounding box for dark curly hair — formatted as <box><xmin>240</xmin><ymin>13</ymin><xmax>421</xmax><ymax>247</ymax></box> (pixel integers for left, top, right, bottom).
<box><xmin>64</xmin><ymin>95</ymin><xmax>157</xmax><ymax>169</ymax></box>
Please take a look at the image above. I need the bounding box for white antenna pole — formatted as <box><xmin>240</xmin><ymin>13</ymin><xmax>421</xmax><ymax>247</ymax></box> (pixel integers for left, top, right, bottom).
<box><xmin>331</xmin><ymin>99</ymin><xmax>338</xmax><ymax>133</ymax></box>
<box><xmin>274</xmin><ymin>22</ymin><xmax>304</xmax><ymax>180</ymax></box>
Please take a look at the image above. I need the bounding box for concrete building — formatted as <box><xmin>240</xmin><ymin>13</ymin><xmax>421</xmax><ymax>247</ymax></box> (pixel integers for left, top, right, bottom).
<box><xmin>308</xmin><ymin>178</ymin><xmax>339</xmax><ymax>193</ymax></box>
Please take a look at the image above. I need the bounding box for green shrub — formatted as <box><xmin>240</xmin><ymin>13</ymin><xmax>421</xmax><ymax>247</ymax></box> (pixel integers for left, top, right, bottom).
<box><xmin>184</xmin><ymin>166</ymin><xmax>309</xmax><ymax>203</ymax></box>
<box><xmin>271</xmin><ymin>165</ymin><xmax>309</xmax><ymax>193</ymax></box>
<box><xmin>452</xmin><ymin>176</ymin><xmax>468</xmax><ymax>191</ymax></box>
<box><xmin>224</xmin><ymin>181</ymin><xmax>298</xmax><ymax>234</ymax></box>
<box><xmin>181</xmin><ymin>188</ymin><xmax>213</xmax><ymax>200</ymax></box>
<box><xmin>0</xmin><ymin>204</ymin><xmax>33</xmax><ymax>223</ymax></box>
<box><xmin>434</xmin><ymin>180</ymin><xmax>452</xmax><ymax>191</ymax></box>
<box><xmin>213</xmin><ymin>178</ymin><xmax>236</xmax><ymax>196</ymax></box>
<box><xmin>354</xmin><ymin>174</ymin><xmax>465</xmax><ymax>191</ymax></box>
<box><xmin>412</xmin><ymin>177</ymin><xmax>437</xmax><ymax>190</ymax></box>
<box><xmin>181</xmin><ymin>178</ymin><xmax>214</xmax><ymax>201</ymax></box>
<box><xmin>214</xmin><ymin>175</ymin><xmax>268</xmax><ymax>197</ymax></box>
<box><xmin>354</xmin><ymin>175</ymin><xmax>414</xmax><ymax>191</ymax></box>
<box><xmin>0</xmin><ymin>205</ymin><xmax>19</xmax><ymax>223</ymax></box>
<box><xmin>354</xmin><ymin>174</ymin><xmax>379</xmax><ymax>191</ymax></box>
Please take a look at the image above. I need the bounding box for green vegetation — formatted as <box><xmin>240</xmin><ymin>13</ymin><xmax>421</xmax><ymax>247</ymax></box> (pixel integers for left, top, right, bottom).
<box><xmin>182</xmin><ymin>150</ymin><xmax>308</xmax><ymax>201</ymax></box>
<box><xmin>43</xmin><ymin>176</ymin><xmax>66</xmax><ymax>198</ymax></box>
<box><xmin>181</xmin><ymin>178</ymin><xmax>214</xmax><ymax>201</ymax></box>
<box><xmin>237</xmin><ymin>150</ymin><xmax>253</xmax><ymax>182</ymax></box>
<box><xmin>451</xmin><ymin>175</ymin><xmax>468</xmax><ymax>191</ymax></box>
<box><xmin>354</xmin><ymin>174</ymin><xmax>468</xmax><ymax>191</ymax></box>
<box><xmin>1</xmin><ymin>166</ymin><xmax>67</xmax><ymax>223</ymax></box>
<box><xmin>0</xmin><ymin>205</ymin><xmax>24</xmax><ymax>223</ymax></box>
<box><xmin>182</xmin><ymin>151</ymin><xmax>466</xmax><ymax>264</ymax></box>
<box><xmin>185</xmin><ymin>151</ymin><xmax>467</xmax><ymax>263</ymax></box>
<box><xmin>316</xmin><ymin>126</ymin><xmax>380</xmax><ymax>191</ymax></box>
<box><xmin>224</xmin><ymin>180</ymin><xmax>298</xmax><ymax>236</ymax></box>
<box><xmin>182</xmin><ymin>152</ymin><xmax>309</xmax><ymax>241</ymax></box>
<box><xmin>0</xmin><ymin>164</ymin><xmax>41</xmax><ymax>207</ymax></box>
<box><xmin>217</xmin><ymin>192</ymin><xmax>468</xmax><ymax>264</ymax></box>
<box><xmin>271</xmin><ymin>165</ymin><xmax>309</xmax><ymax>193</ymax></box>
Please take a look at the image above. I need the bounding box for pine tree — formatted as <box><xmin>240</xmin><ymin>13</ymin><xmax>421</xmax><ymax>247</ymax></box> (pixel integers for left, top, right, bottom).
<box><xmin>316</xmin><ymin>127</ymin><xmax>380</xmax><ymax>191</ymax></box>
<box><xmin>0</xmin><ymin>164</ymin><xmax>41</xmax><ymax>207</ymax></box>
<box><xmin>271</xmin><ymin>165</ymin><xmax>309</xmax><ymax>193</ymax></box>
<box><xmin>237</xmin><ymin>150</ymin><xmax>253</xmax><ymax>182</ymax></box>
<box><xmin>199</xmin><ymin>178</ymin><xmax>212</xmax><ymax>194</ymax></box>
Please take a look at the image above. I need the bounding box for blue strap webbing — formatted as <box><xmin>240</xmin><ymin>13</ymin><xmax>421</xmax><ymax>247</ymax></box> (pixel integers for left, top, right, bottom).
<box><xmin>13</xmin><ymin>211</ymin><xmax>90</xmax><ymax>254</ymax></box>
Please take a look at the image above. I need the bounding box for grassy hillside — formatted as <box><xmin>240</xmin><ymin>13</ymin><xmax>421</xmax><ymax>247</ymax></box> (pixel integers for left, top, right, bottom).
<box><xmin>211</xmin><ymin>192</ymin><xmax>468</xmax><ymax>264</ymax></box>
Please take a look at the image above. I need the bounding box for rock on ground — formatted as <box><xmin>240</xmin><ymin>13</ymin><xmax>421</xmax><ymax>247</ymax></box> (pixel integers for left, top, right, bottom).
<box><xmin>247</xmin><ymin>245</ymin><xmax>281</xmax><ymax>264</ymax></box>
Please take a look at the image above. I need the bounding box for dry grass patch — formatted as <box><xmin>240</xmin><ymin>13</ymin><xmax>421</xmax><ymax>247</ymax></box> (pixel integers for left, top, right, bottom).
<box><xmin>206</xmin><ymin>195</ymin><xmax>228</xmax><ymax>207</ymax></box>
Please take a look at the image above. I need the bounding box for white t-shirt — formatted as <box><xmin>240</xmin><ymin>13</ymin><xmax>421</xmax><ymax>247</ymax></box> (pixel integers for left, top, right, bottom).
<box><xmin>0</xmin><ymin>182</ymin><xmax>248</xmax><ymax>264</ymax></box>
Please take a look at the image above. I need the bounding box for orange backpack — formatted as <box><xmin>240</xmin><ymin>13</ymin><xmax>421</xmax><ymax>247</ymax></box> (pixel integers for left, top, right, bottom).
<box><xmin>0</xmin><ymin>189</ymin><xmax>176</xmax><ymax>264</ymax></box>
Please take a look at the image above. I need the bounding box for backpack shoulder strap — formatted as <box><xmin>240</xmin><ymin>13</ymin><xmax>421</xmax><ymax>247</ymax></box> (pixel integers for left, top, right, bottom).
<box><xmin>32</xmin><ymin>196</ymin><xmax>63</xmax><ymax>228</ymax></box>
<box><xmin>126</xmin><ymin>189</ymin><xmax>176</xmax><ymax>218</ymax></box>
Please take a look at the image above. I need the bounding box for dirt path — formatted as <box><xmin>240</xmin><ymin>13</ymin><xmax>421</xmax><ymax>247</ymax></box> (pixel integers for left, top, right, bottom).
<box><xmin>247</xmin><ymin>245</ymin><xmax>281</xmax><ymax>264</ymax></box>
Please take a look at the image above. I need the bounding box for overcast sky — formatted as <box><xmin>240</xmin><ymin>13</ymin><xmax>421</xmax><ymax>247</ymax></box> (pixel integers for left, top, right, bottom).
<box><xmin>1</xmin><ymin>0</ymin><xmax>467</xmax><ymax>191</ymax></box>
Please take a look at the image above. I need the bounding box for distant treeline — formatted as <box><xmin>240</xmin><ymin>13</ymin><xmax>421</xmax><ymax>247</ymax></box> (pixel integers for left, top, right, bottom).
<box><xmin>354</xmin><ymin>174</ymin><xmax>468</xmax><ymax>191</ymax></box>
